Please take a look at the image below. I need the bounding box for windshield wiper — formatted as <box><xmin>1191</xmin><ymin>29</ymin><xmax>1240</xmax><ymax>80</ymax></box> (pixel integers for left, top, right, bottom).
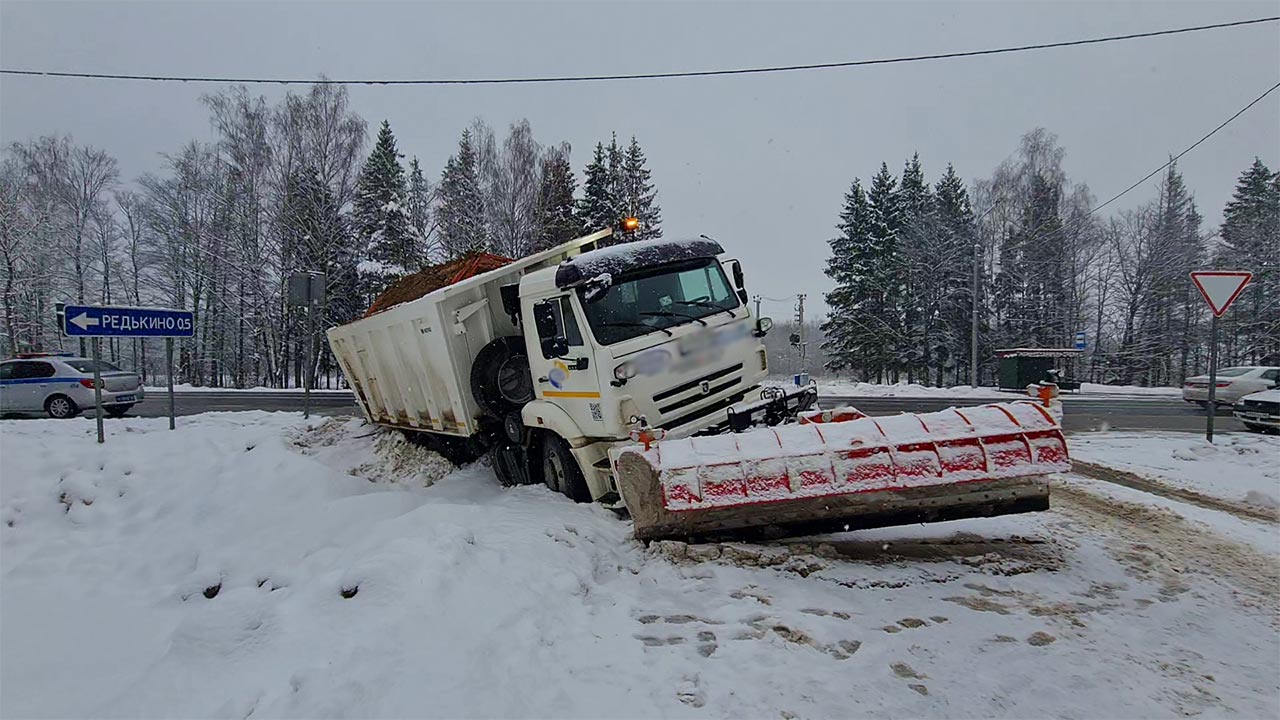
<box><xmin>641</xmin><ymin>310</ymin><xmax>707</xmax><ymax>326</ymax></box>
<box><xmin>598</xmin><ymin>321</ymin><xmax>674</xmax><ymax>337</ymax></box>
<box><xmin>672</xmin><ymin>299</ymin><xmax>736</xmax><ymax>319</ymax></box>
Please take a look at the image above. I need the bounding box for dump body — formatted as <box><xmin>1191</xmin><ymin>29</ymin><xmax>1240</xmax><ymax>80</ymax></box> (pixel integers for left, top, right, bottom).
<box><xmin>611</xmin><ymin>401</ymin><xmax>1068</xmax><ymax>541</ymax></box>
<box><xmin>327</xmin><ymin>231</ymin><xmax>610</xmax><ymax>436</ymax></box>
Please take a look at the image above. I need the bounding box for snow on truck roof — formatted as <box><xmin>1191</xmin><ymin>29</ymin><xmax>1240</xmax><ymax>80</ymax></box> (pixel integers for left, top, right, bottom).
<box><xmin>554</xmin><ymin>237</ymin><xmax>725</xmax><ymax>289</ymax></box>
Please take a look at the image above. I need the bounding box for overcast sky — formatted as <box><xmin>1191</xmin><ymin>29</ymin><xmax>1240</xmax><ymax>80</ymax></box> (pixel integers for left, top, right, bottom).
<box><xmin>3</xmin><ymin>1</ymin><xmax>1278</xmax><ymax>318</ymax></box>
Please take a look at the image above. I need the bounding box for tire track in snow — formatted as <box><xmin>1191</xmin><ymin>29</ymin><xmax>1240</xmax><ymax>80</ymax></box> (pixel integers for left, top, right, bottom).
<box><xmin>1070</xmin><ymin>460</ymin><xmax>1278</xmax><ymax>524</ymax></box>
<box><xmin>1051</xmin><ymin>480</ymin><xmax>1279</xmax><ymax>603</ymax></box>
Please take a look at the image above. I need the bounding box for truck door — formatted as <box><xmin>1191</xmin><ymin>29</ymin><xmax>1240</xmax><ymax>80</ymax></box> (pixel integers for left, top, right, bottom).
<box><xmin>528</xmin><ymin>295</ymin><xmax>606</xmax><ymax>429</ymax></box>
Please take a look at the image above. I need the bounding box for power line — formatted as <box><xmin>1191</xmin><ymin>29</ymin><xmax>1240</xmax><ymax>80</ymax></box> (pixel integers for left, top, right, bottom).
<box><xmin>1086</xmin><ymin>79</ymin><xmax>1280</xmax><ymax>218</ymax></box>
<box><xmin>1004</xmin><ymin>78</ymin><xmax>1280</xmax><ymax>249</ymax></box>
<box><xmin>2</xmin><ymin>16</ymin><xmax>1275</xmax><ymax>86</ymax></box>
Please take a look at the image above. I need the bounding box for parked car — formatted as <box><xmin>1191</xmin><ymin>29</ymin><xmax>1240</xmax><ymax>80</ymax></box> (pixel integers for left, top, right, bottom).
<box><xmin>1182</xmin><ymin>366</ymin><xmax>1279</xmax><ymax>406</ymax></box>
<box><xmin>0</xmin><ymin>354</ymin><xmax>144</xmax><ymax>418</ymax></box>
<box><xmin>1233</xmin><ymin>389</ymin><xmax>1280</xmax><ymax>433</ymax></box>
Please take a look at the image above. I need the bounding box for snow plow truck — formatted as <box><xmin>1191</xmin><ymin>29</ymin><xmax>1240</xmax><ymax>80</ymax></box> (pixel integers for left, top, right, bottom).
<box><xmin>326</xmin><ymin>228</ymin><xmax>1070</xmax><ymax>541</ymax></box>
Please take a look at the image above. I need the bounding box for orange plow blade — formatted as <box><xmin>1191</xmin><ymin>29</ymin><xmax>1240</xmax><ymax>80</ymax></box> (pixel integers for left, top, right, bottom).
<box><xmin>611</xmin><ymin>402</ymin><xmax>1069</xmax><ymax>542</ymax></box>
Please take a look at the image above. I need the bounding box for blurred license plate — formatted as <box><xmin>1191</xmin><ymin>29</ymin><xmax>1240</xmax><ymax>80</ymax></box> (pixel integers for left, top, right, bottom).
<box><xmin>114</xmin><ymin>394</ymin><xmax>135</xmax><ymax>403</ymax></box>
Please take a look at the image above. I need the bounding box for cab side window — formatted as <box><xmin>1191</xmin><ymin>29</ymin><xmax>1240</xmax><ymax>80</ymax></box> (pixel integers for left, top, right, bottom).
<box><xmin>1262</xmin><ymin>369</ymin><xmax>1279</xmax><ymax>381</ymax></box>
<box><xmin>0</xmin><ymin>363</ymin><xmax>14</xmax><ymax>380</ymax></box>
<box><xmin>29</xmin><ymin>362</ymin><xmax>55</xmax><ymax>378</ymax></box>
<box><xmin>536</xmin><ymin>296</ymin><xmax>584</xmax><ymax>358</ymax></box>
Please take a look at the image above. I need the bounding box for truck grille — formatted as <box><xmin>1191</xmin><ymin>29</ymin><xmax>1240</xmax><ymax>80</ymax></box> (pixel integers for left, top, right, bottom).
<box><xmin>1241</xmin><ymin>399</ymin><xmax>1279</xmax><ymax>414</ymax></box>
<box><xmin>653</xmin><ymin>363</ymin><xmax>743</xmax><ymax>415</ymax></box>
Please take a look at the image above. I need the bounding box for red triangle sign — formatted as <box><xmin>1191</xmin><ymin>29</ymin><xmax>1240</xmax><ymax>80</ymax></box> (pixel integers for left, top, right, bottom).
<box><xmin>1190</xmin><ymin>271</ymin><xmax>1252</xmax><ymax>317</ymax></box>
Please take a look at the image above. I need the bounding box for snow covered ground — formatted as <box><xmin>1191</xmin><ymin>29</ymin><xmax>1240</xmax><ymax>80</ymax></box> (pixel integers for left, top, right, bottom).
<box><xmin>1070</xmin><ymin>431</ymin><xmax>1280</xmax><ymax>510</ymax></box>
<box><xmin>2</xmin><ymin>414</ymin><xmax>1277</xmax><ymax>718</ymax></box>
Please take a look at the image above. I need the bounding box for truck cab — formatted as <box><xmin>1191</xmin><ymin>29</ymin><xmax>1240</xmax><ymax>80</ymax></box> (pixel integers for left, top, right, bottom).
<box><xmin>516</xmin><ymin>238</ymin><xmax>771</xmax><ymax>501</ymax></box>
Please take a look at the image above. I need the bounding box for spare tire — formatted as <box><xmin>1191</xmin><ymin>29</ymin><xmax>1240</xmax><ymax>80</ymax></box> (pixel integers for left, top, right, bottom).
<box><xmin>470</xmin><ymin>336</ymin><xmax>535</xmax><ymax>418</ymax></box>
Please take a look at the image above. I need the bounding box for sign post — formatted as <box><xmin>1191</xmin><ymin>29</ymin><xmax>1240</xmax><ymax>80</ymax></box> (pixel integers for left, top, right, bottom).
<box><xmin>1189</xmin><ymin>271</ymin><xmax>1253</xmax><ymax>443</ymax></box>
<box><xmin>62</xmin><ymin>304</ymin><xmax>195</xmax><ymax>441</ymax></box>
<box><xmin>166</xmin><ymin>338</ymin><xmax>176</xmax><ymax>430</ymax></box>
<box><xmin>288</xmin><ymin>272</ymin><xmax>326</xmax><ymax>420</ymax></box>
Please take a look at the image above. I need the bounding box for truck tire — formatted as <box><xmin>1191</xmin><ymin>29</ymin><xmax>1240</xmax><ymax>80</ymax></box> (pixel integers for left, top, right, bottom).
<box><xmin>470</xmin><ymin>336</ymin><xmax>534</xmax><ymax>419</ymax></box>
<box><xmin>488</xmin><ymin>440</ymin><xmax>533</xmax><ymax>487</ymax></box>
<box><xmin>541</xmin><ymin>433</ymin><xmax>591</xmax><ymax>503</ymax></box>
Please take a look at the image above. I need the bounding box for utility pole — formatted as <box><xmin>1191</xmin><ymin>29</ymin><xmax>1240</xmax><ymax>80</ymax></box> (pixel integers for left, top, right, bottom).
<box><xmin>795</xmin><ymin>293</ymin><xmax>807</xmax><ymax>375</ymax></box>
<box><xmin>971</xmin><ymin>241</ymin><xmax>981</xmax><ymax>387</ymax></box>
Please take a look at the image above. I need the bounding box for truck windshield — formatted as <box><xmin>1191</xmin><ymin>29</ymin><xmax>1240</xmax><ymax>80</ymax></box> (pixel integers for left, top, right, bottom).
<box><xmin>578</xmin><ymin>258</ymin><xmax>740</xmax><ymax>345</ymax></box>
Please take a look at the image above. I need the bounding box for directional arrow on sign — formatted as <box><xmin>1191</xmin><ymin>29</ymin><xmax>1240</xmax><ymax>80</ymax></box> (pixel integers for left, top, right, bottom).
<box><xmin>1190</xmin><ymin>271</ymin><xmax>1252</xmax><ymax>317</ymax></box>
<box><xmin>69</xmin><ymin>312</ymin><xmax>100</xmax><ymax>331</ymax></box>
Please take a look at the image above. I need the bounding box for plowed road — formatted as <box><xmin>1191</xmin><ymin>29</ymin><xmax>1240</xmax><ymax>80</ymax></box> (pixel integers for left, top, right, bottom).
<box><xmin>118</xmin><ymin>390</ymin><xmax>1242</xmax><ymax>433</ymax></box>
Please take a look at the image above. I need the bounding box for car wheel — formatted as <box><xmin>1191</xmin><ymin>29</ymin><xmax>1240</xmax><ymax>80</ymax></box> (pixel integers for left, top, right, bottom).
<box><xmin>540</xmin><ymin>433</ymin><xmax>591</xmax><ymax>502</ymax></box>
<box><xmin>45</xmin><ymin>395</ymin><xmax>79</xmax><ymax>419</ymax></box>
<box><xmin>106</xmin><ymin>404</ymin><xmax>134</xmax><ymax>418</ymax></box>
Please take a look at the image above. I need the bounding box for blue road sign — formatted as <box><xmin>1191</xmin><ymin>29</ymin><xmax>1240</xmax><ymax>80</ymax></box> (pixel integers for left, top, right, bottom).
<box><xmin>62</xmin><ymin>304</ymin><xmax>194</xmax><ymax>338</ymax></box>
<box><xmin>1074</xmin><ymin>331</ymin><xmax>1087</xmax><ymax>350</ymax></box>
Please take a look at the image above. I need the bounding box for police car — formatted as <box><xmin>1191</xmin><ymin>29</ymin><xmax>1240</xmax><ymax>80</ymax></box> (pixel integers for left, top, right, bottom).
<box><xmin>0</xmin><ymin>353</ymin><xmax>145</xmax><ymax>418</ymax></box>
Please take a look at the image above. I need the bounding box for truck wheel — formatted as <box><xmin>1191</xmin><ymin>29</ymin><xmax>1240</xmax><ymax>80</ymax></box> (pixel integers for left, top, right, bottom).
<box><xmin>541</xmin><ymin>433</ymin><xmax>591</xmax><ymax>502</ymax></box>
<box><xmin>470</xmin><ymin>336</ymin><xmax>534</xmax><ymax>418</ymax></box>
<box><xmin>45</xmin><ymin>395</ymin><xmax>79</xmax><ymax>419</ymax></box>
<box><xmin>488</xmin><ymin>441</ymin><xmax>533</xmax><ymax>487</ymax></box>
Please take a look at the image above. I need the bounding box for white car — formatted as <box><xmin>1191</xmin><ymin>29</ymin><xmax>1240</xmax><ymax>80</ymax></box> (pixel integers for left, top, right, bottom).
<box><xmin>0</xmin><ymin>354</ymin><xmax>145</xmax><ymax>418</ymax></box>
<box><xmin>1233</xmin><ymin>389</ymin><xmax>1280</xmax><ymax>433</ymax></box>
<box><xmin>1182</xmin><ymin>366</ymin><xmax>1279</xmax><ymax>406</ymax></box>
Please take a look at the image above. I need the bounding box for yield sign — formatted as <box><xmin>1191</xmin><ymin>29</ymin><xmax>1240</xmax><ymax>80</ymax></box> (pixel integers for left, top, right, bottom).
<box><xmin>1190</xmin><ymin>271</ymin><xmax>1252</xmax><ymax>317</ymax></box>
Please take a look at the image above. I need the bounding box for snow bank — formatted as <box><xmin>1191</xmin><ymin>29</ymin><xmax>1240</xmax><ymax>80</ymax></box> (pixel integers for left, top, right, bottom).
<box><xmin>1070</xmin><ymin>431</ymin><xmax>1280</xmax><ymax>509</ymax></box>
<box><xmin>143</xmin><ymin>384</ymin><xmax>353</xmax><ymax>394</ymax></box>
<box><xmin>3</xmin><ymin>414</ymin><xmax>1276</xmax><ymax>718</ymax></box>
<box><xmin>1078</xmin><ymin>382</ymin><xmax>1181</xmax><ymax>396</ymax></box>
<box><xmin>814</xmin><ymin>380</ymin><xmax>1182</xmax><ymax>399</ymax></box>
<box><xmin>816</xmin><ymin>380</ymin><xmax>1008</xmax><ymax>399</ymax></box>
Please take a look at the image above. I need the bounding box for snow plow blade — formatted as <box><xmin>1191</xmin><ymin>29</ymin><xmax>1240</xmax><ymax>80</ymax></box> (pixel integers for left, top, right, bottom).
<box><xmin>611</xmin><ymin>402</ymin><xmax>1068</xmax><ymax>542</ymax></box>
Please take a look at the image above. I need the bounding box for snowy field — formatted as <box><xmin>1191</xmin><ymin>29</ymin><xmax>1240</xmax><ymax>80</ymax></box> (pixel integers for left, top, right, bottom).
<box><xmin>2</xmin><ymin>414</ymin><xmax>1277</xmax><ymax>718</ymax></box>
<box><xmin>1070</xmin><ymin>431</ymin><xmax>1280</xmax><ymax>511</ymax></box>
<box><xmin>812</xmin><ymin>380</ymin><xmax>1181</xmax><ymax>399</ymax></box>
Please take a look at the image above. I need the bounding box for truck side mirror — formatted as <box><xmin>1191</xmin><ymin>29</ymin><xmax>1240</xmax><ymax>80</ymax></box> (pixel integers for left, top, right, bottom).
<box><xmin>728</xmin><ymin>259</ymin><xmax>744</xmax><ymax>290</ymax></box>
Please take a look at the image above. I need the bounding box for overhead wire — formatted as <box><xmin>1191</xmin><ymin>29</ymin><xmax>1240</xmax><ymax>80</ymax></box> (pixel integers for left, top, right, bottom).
<box><xmin>1</xmin><ymin>17</ymin><xmax>1275</xmax><ymax>85</ymax></box>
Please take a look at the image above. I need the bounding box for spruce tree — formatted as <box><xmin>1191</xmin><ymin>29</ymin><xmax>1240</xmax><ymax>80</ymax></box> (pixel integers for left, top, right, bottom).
<box><xmin>621</xmin><ymin>136</ymin><xmax>662</xmax><ymax>240</ymax></box>
<box><xmin>932</xmin><ymin>163</ymin><xmax>979</xmax><ymax>384</ymax></box>
<box><xmin>1219</xmin><ymin>158</ymin><xmax>1280</xmax><ymax>364</ymax></box>
<box><xmin>865</xmin><ymin>162</ymin><xmax>903</xmax><ymax>380</ymax></box>
<box><xmin>897</xmin><ymin>154</ymin><xmax>931</xmax><ymax>380</ymax></box>
<box><xmin>533</xmin><ymin>144</ymin><xmax>579</xmax><ymax>252</ymax></box>
<box><xmin>353</xmin><ymin>120</ymin><xmax>412</xmax><ymax>281</ymax></box>
<box><xmin>406</xmin><ymin>156</ymin><xmax>433</xmax><ymax>263</ymax></box>
<box><xmin>821</xmin><ymin>179</ymin><xmax>874</xmax><ymax>374</ymax></box>
<box><xmin>577</xmin><ymin>142</ymin><xmax>617</xmax><ymax>235</ymax></box>
<box><xmin>437</xmin><ymin>129</ymin><xmax>489</xmax><ymax>259</ymax></box>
